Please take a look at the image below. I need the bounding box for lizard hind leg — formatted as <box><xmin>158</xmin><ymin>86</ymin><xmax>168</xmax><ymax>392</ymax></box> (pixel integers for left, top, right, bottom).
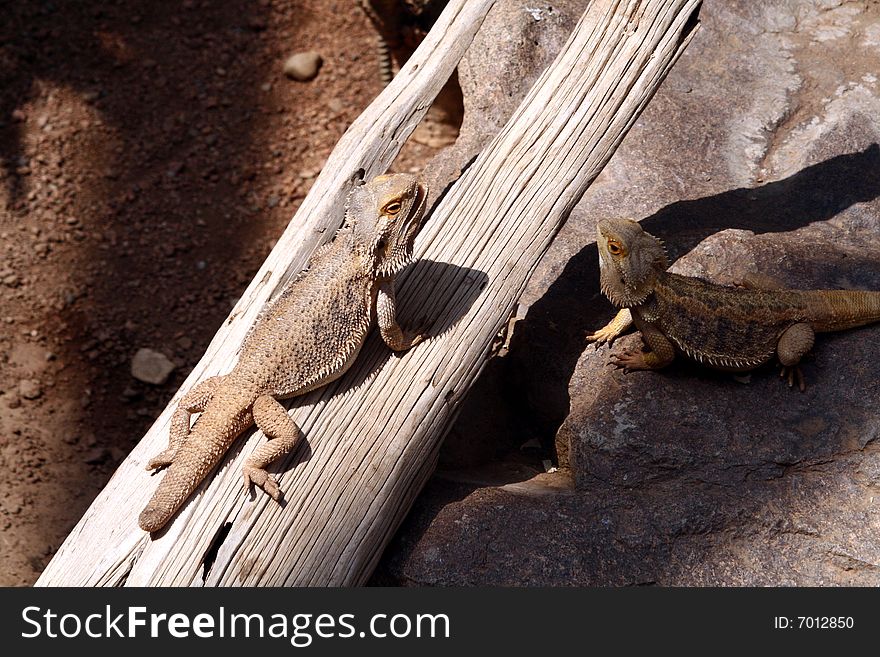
<box><xmin>243</xmin><ymin>395</ymin><xmax>304</xmax><ymax>502</ymax></box>
<box><xmin>146</xmin><ymin>375</ymin><xmax>224</xmax><ymax>471</ymax></box>
<box><xmin>777</xmin><ymin>322</ymin><xmax>815</xmax><ymax>392</ymax></box>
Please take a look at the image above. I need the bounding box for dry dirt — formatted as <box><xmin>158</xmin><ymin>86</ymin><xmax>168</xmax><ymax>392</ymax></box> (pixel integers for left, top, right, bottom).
<box><xmin>0</xmin><ymin>0</ymin><xmax>450</xmax><ymax>586</ymax></box>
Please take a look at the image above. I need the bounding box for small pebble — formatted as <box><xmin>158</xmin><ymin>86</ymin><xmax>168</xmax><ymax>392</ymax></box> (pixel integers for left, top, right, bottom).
<box><xmin>130</xmin><ymin>348</ymin><xmax>175</xmax><ymax>385</ymax></box>
<box><xmin>19</xmin><ymin>379</ymin><xmax>42</xmax><ymax>400</ymax></box>
<box><xmin>83</xmin><ymin>448</ymin><xmax>109</xmax><ymax>465</ymax></box>
<box><xmin>283</xmin><ymin>52</ymin><xmax>323</xmax><ymax>81</ymax></box>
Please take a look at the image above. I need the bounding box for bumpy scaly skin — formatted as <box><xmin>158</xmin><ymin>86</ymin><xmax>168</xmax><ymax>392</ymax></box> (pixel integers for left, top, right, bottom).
<box><xmin>588</xmin><ymin>218</ymin><xmax>880</xmax><ymax>391</ymax></box>
<box><xmin>139</xmin><ymin>174</ymin><xmax>428</xmax><ymax>532</ymax></box>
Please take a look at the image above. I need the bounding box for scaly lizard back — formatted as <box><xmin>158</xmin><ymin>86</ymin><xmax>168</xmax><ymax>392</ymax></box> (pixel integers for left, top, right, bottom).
<box><xmin>647</xmin><ymin>273</ymin><xmax>880</xmax><ymax>370</ymax></box>
<box><xmin>139</xmin><ymin>174</ymin><xmax>428</xmax><ymax>532</ymax></box>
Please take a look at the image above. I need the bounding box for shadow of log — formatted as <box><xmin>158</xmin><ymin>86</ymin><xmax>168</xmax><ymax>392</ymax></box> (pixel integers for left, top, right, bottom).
<box><xmin>508</xmin><ymin>144</ymin><xmax>880</xmax><ymax>438</ymax></box>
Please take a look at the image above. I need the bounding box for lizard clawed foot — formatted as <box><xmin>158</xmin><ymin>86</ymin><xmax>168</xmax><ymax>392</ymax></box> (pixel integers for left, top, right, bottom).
<box><xmin>242</xmin><ymin>466</ymin><xmax>282</xmax><ymax>501</ymax></box>
<box><xmin>410</xmin><ymin>315</ymin><xmax>435</xmax><ymax>347</ymax></box>
<box><xmin>779</xmin><ymin>364</ymin><xmax>806</xmax><ymax>392</ymax></box>
<box><xmin>389</xmin><ymin>327</ymin><xmax>429</xmax><ymax>351</ymax></box>
<box><xmin>609</xmin><ymin>350</ymin><xmax>649</xmax><ymax>372</ymax></box>
<box><xmin>586</xmin><ymin>325</ymin><xmax>618</xmax><ymax>348</ymax></box>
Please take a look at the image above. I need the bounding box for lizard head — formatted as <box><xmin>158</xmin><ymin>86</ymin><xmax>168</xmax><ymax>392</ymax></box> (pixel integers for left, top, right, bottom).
<box><xmin>346</xmin><ymin>173</ymin><xmax>429</xmax><ymax>278</ymax></box>
<box><xmin>596</xmin><ymin>217</ymin><xmax>668</xmax><ymax>307</ymax></box>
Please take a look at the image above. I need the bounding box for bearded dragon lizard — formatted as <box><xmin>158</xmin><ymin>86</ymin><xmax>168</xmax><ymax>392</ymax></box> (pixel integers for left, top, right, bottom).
<box><xmin>587</xmin><ymin>217</ymin><xmax>880</xmax><ymax>391</ymax></box>
<box><xmin>139</xmin><ymin>174</ymin><xmax>428</xmax><ymax>532</ymax></box>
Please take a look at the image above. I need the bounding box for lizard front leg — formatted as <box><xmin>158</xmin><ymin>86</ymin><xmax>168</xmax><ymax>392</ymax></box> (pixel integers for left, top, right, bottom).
<box><xmin>243</xmin><ymin>395</ymin><xmax>304</xmax><ymax>501</ymax></box>
<box><xmin>777</xmin><ymin>322</ymin><xmax>814</xmax><ymax>391</ymax></box>
<box><xmin>377</xmin><ymin>280</ymin><xmax>427</xmax><ymax>351</ymax></box>
<box><xmin>147</xmin><ymin>375</ymin><xmax>224</xmax><ymax>470</ymax></box>
<box><xmin>587</xmin><ymin>308</ymin><xmax>633</xmax><ymax>346</ymax></box>
<box><xmin>611</xmin><ymin>323</ymin><xmax>675</xmax><ymax>372</ymax></box>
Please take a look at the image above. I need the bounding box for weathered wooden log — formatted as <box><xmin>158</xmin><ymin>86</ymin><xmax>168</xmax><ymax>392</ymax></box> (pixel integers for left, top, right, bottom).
<box><xmin>37</xmin><ymin>0</ymin><xmax>700</xmax><ymax>586</ymax></box>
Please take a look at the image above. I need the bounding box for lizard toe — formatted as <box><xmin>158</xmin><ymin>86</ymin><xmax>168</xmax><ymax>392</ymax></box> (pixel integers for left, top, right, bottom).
<box><xmin>779</xmin><ymin>365</ymin><xmax>807</xmax><ymax>392</ymax></box>
<box><xmin>242</xmin><ymin>466</ymin><xmax>282</xmax><ymax>501</ymax></box>
<box><xmin>610</xmin><ymin>350</ymin><xmax>634</xmax><ymax>371</ymax></box>
<box><xmin>586</xmin><ymin>329</ymin><xmax>612</xmax><ymax>346</ymax></box>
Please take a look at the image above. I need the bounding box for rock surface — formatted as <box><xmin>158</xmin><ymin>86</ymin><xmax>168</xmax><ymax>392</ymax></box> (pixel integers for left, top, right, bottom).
<box><xmin>374</xmin><ymin>0</ymin><xmax>880</xmax><ymax>585</ymax></box>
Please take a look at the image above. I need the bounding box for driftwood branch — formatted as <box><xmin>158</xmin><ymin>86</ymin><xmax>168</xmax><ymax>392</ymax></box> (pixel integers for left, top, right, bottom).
<box><xmin>37</xmin><ymin>0</ymin><xmax>700</xmax><ymax>586</ymax></box>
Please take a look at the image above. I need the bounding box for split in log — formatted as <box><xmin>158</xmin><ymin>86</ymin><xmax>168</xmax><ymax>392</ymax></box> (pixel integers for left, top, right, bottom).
<box><xmin>37</xmin><ymin>0</ymin><xmax>701</xmax><ymax>586</ymax></box>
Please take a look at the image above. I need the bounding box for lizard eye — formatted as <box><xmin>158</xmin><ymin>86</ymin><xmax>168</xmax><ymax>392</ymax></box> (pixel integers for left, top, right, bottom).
<box><xmin>383</xmin><ymin>201</ymin><xmax>402</xmax><ymax>216</ymax></box>
<box><xmin>607</xmin><ymin>239</ymin><xmax>623</xmax><ymax>256</ymax></box>
<box><xmin>376</xmin><ymin>238</ymin><xmax>387</xmax><ymax>251</ymax></box>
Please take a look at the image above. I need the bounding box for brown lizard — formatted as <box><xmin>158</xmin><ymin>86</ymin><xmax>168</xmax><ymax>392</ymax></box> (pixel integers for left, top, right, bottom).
<box><xmin>587</xmin><ymin>217</ymin><xmax>880</xmax><ymax>390</ymax></box>
<box><xmin>138</xmin><ymin>173</ymin><xmax>428</xmax><ymax>532</ymax></box>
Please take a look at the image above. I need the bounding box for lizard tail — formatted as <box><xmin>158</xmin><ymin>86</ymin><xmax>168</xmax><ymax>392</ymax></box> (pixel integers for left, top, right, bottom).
<box><xmin>139</xmin><ymin>408</ymin><xmax>249</xmax><ymax>532</ymax></box>
<box><xmin>139</xmin><ymin>455</ymin><xmax>207</xmax><ymax>532</ymax></box>
<box><xmin>805</xmin><ymin>290</ymin><xmax>880</xmax><ymax>333</ymax></box>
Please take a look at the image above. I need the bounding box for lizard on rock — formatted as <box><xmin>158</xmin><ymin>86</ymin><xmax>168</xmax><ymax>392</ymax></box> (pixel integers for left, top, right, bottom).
<box><xmin>139</xmin><ymin>174</ymin><xmax>429</xmax><ymax>532</ymax></box>
<box><xmin>587</xmin><ymin>217</ymin><xmax>880</xmax><ymax>391</ymax></box>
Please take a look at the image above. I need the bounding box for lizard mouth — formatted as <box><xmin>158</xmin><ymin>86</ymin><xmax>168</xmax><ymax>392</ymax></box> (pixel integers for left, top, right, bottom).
<box><xmin>377</xmin><ymin>181</ymin><xmax>429</xmax><ymax>279</ymax></box>
<box><xmin>405</xmin><ymin>182</ymin><xmax>428</xmax><ymax>234</ymax></box>
<box><xmin>395</xmin><ymin>181</ymin><xmax>428</xmax><ymax>249</ymax></box>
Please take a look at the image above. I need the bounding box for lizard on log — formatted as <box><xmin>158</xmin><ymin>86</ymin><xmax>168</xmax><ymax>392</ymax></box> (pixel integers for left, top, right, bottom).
<box><xmin>588</xmin><ymin>217</ymin><xmax>880</xmax><ymax>391</ymax></box>
<box><xmin>138</xmin><ymin>174</ymin><xmax>428</xmax><ymax>532</ymax></box>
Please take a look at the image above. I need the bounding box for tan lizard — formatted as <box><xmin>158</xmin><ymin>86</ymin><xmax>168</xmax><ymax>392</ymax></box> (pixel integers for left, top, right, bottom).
<box><xmin>138</xmin><ymin>174</ymin><xmax>428</xmax><ymax>532</ymax></box>
<box><xmin>587</xmin><ymin>217</ymin><xmax>880</xmax><ymax>390</ymax></box>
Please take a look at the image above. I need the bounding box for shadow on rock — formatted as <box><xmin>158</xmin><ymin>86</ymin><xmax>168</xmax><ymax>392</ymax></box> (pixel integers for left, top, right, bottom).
<box><xmin>509</xmin><ymin>144</ymin><xmax>880</xmax><ymax>444</ymax></box>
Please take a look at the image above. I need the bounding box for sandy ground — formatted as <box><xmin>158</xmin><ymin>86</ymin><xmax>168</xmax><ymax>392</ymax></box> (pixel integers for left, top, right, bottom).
<box><xmin>0</xmin><ymin>0</ymin><xmax>449</xmax><ymax>586</ymax></box>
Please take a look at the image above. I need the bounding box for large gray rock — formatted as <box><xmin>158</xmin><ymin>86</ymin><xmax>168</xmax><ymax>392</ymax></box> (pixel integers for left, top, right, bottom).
<box><xmin>375</xmin><ymin>0</ymin><xmax>880</xmax><ymax>585</ymax></box>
